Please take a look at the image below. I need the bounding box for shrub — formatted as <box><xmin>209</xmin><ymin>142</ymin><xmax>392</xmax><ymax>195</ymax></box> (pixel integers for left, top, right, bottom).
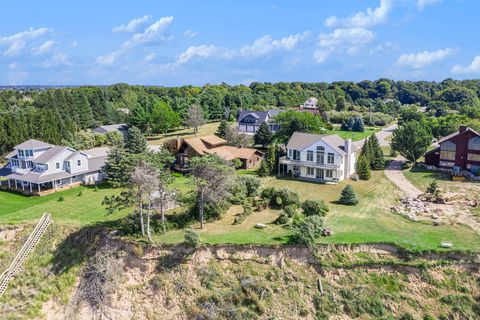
<box><xmin>238</xmin><ymin>175</ymin><xmax>261</xmax><ymax>197</ymax></box>
<box><xmin>284</xmin><ymin>204</ymin><xmax>299</xmax><ymax>217</ymax></box>
<box><xmin>234</xmin><ymin>202</ymin><xmax>253</xmax><ymax>225</ymax></box>
<box><xmin>58</xmin><ymin>196</ymin><xmax>64</xmax><ymax>202</ymax></box>
<box><xmin>274</xmin><ymin>213</ymin><xmax>289</xmax><ymax>225</ymax></box>
<box><xmin>77</xmin><ymin>191</ymin><xmax>83</xmax><ymax>196</ymax></box>
<box><xmin>184</xmin><ymin>229</ymin><xmax>201</xmax><ymax>248</ymax></box>
<box><xmin>232</xmin><ymin>158</ymin><xmax>243</xmax><ymax>169</ymax></box>
<box><xmin>294</xmin><ymin>215</ymin><xmax>324</xmax><ymax>246</ymax></box>
<box><xmin>301</xmin><ymin>199</ymin><xmax>329</xmax><ymax>216</ymax></box>
<box><xmin>338</xmin><ymin>185</ymin><xmax>358</xmax><ymax>205</ymax></box>
<box><xmin>94</xmin><ymin>186</ymin><xmax>99</xmax><ymax>192</ymax></box>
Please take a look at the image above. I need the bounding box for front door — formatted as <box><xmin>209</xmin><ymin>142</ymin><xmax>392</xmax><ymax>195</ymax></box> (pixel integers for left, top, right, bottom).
<box><xmin>316</xmin><ymin>168</ymin><xmax>324</xmax><ymax>180</ymax></box>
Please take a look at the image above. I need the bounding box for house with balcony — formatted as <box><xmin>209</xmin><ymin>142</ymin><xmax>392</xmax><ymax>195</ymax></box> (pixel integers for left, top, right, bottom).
<box><xmin>425</xmin><ymin>126</ymin><xmax>480</xmax><ymax>173</ymax></box>
<box><xmin>0</xmin><ymin>139</ymin><xmax>107</xmax><ymax>195</ymax></box>
<box><xmin>278</xmin><ymin>132</ymin><xmax>356</xmax><ymax>183</ymax></box>
<box><xmin>237</xmin><ymin>109</ymin><xmax>282</xmax><ymax>134</ymax></box>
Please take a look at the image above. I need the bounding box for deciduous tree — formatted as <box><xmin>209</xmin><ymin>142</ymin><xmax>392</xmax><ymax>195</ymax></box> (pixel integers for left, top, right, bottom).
<box><xmin>391</xmin><ymin>121</ymin><xmax>432</xmax><ymax>164</ymax></box>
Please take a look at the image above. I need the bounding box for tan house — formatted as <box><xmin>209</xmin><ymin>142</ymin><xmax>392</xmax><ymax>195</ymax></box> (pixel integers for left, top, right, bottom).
<box><xmin>165</xmin><ymin>135</ymin><xmax>263</xmax><ymax>171</ymax></box>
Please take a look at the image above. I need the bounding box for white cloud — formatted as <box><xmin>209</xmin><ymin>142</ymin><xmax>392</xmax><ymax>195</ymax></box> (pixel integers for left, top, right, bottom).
<box><xmin>113</xmin><ymin>15</ymin><xmax>152</xmax><ymax>33</ymax></box>
<box><xmin>0</xmin><ymin>27</ymin><xmax>50</xmax><ymax>56</ymax></box>
<box><xmin>70</xmin><ymin>40</ymin><xmax>78</xmax><ymax>48</ymax></box>
<box><xmin>313</xmin><ymin>28</ymin><xmax>374</xmax><ymax>63</ymax></box>
<box><xmin>183</xmin><ymin>30</ymin><xmax>198</xmax><ymax>38</ymax></box>
<box><xmin>97</xmin><ymin>16</ymin><xmax>174</xmax><ymax>65</ymax></box>
<box><xmin>325</xmin><ymin>0</ymin><xmax>392</xmax><ymax>28</ymax></box>
<box><xmin>395</xmin><ymin>48</ymin><xmax>454</xmax><ymax>69</ymax></box>
<box><xmin>41</xmin><ymin>52</ymin><xmax>69</xmax><ymax>68</ymax></box>
<box><xmin>145</xmin><ymin>52</ymin><xmax>156</xmax><ymax>62</ymax></box>
<box><xmin>452</xmin><ymin>55</ymin><xmax>480</xmax><ymax>74</ymax></box>
<box><xmin>8</xmin><ymin>63</ymin><xmax>18</xmax><ymax>70</ymax></box>
<box><xmin>417</xmin><ymin>0</ymin><xmax>442</xmax><ymax>10</ymax></box>
<box><xmin>32</xmin><ymin>40</ymin><xmax>56</xmax><ymax>55</ymax></box>
<box><xmin>239</xmin><ymin>32</ymin><xmax>309</xmax><ymax>58</ymax></box>
<box><xmin>172</xmin><ymin>32</ymin><xmax>309</xmax><ymax>66</ymax></box>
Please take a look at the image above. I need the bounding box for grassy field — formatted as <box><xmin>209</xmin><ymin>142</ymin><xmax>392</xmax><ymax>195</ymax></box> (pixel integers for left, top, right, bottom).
<box><xmin>403</xmin><ymin>166</ymin><xmax>452</xmax><ymax>192</ymax></box>
<box><xmin>147</xmin><ymin>122</ymin><xmax>220</xmax><ymax>145</ymax></box>
<box><xmin>155</xmin><ymin>171</ymin><xmax>480</xmax><ymax>251</ymax></box>
<box><xmin>325</xmin><ymin>127</ymin><xmax>379</xmax><ymax>141</ymax></box>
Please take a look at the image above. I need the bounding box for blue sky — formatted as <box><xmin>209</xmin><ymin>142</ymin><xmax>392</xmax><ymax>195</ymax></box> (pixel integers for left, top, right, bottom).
<box><xmin>1</xmin><ymin>0</ymin><xmax>479</xmax><ymax>85</ymax></box>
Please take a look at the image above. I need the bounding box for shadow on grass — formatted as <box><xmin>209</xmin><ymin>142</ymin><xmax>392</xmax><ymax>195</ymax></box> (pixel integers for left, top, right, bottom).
<box><xmin>408</xmin><ymin>166</ymin><xmax>451</xmax><ymax>181</ymax></box>
<box><xmin>51</xmin><ymin>219</ymin><xmax>125</xmax><ymax>275</ymax></box>
<box><xmin>272</xmin><ymin>234</ymin><xmax>296</xmax><ymax>244</ymax></box>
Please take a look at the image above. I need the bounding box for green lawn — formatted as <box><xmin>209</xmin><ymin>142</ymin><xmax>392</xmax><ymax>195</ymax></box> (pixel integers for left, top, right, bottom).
<box><xmin>325</xmin><ymin>127</ymin><xmax>379</xmax><ymax>141</ymax></box>
<box><xmin>0</xmin><ymin>176</ymin><xmax>194</xmax><ymax>225</ymax></box>
<box><xmin>147</xmin><ymin>122</ymin><xmax>220</xmax><ymax>146</ymax></box>
<box><xmin>403</xmin><ymin>166</ymin><xmax>452</xmax><ymax>192</ymax></box>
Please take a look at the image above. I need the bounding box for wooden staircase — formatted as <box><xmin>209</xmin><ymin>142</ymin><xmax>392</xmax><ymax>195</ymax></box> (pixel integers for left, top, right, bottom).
<box><xmin>0</xmin><ymin>213</ymin><xmax>52</xmax><ymax>297</ymax></box>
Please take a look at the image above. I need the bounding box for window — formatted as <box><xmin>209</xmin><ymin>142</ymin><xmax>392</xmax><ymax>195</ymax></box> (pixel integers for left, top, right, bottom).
<box><xmin>326</xmin><ymin>170</ymin><xmax>333</xmax><ymax>178</ymax></box>
<box><xmin>11</xmin><ymin>159</ymin><xmax>19</xmax><ymax>167</ymax></box>
<box><xmin>468</xmin><ymin>137</ymin><xmax>480</xmax><ymax>151</ymax></box>
<box><xmin>25</xmin><ymin>150</ymin><xmax>33</xmax><ymax>157</ymax></box>
<box><xmin>327</xmin><ymin>153</ymin><xmax>335</xmax><ymax>164</ymax></box>
<box><xmin>19</xmin><ymin>150</ymin><xmax>24</xmax><ymax>157</ymax></box>
<box><xmin>56</xmin><ymin>162</ymin><xmax>60</xmax><ymax>169</ymax></box>
<box><xmin>440</xmin><ymin>141</ymin><xmax>456</xmax><ymax>161</ymax></box>
<box><xmin>77</xmin><ymin>159</ymin><xmax>82</xmax><ymax>166</ymax></box>
<box><xmin>307</xmin><ymin>150</ymin><xmax>314</xmax><ymax>161</ymax></box>
<box><xmin>27</xmin><ymin>161</ymin><xmax>33</xmax><ymax>168</ymax></box>
<box><xmin>307</xmin><ymin>167</ymin><xmax>314</xmax><ymax>175</ymax></box>
<box><xmin>467</xmin><ymin>153</ymin><xmax>480</xmax><ymax>162</ymax></box>
<box><xmin>293</xmin><ymin>150</ymin><xmax>300</xmax><ymax>160</ymax></box>
<box><xmin>288</xmin><ymin>149</ymin><xmax>292</xmax><ymax>158</ymax></box>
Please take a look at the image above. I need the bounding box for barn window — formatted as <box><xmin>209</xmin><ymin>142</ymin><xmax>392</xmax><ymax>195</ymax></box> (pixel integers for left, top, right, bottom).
<box><xmin>468</xmin><ymin>137</ymin><xmax>480</xmax><ymax>151</ymax></box>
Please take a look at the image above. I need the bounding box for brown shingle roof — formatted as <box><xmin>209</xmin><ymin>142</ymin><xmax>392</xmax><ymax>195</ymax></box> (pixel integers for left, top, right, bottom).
<box><xmin>438</xmin><ymin>127</ymin><xmax>480</xmax><ymax>144</ymax></box>
<box><xmin>200</xmin><ymin>135</ymin><xmax>226</xmax><ymax>147</ymax></box>
<box><xmin>206</xmin><ymin>146</ymin><xmax>262</xmax><ymax>161</ymax></box>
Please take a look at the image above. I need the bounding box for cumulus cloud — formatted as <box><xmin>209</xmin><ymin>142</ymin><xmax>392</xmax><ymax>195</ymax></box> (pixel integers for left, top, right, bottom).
<box><xmin>395</xmin><ymin>48</ymin><xmax>453</xmax><ymax>69</ymax></box>
<box><xmin>452</xmin><ymin>55</ymin><xmax>480</xmax><ymax>74</ymax></box>
<box><xmin>41</xmin><ymin>52</ymin><xmax>69</xmax><ymax>68</ymax></box>
<box><xmin>0</xmin><ymin>27</ymin><xmax>50</xmax><ymax>56</ymax></box>
<box><xmin>172</xmin><ymin>32</ymin><xmax>309</xmax><ymax>66</ymax></box>
<box><xmin>97</xmin><ymin>16</ymin><xmax>174</xmax><ymax>65</ymax></box>
<box><xmin>113</xmin><ymin>15</ymin><xmax>152</xmax><ymax>33</ymax></box>
<box><xmin>417</xmin><ymin>0</ymin><xmax>442</xmax><ymax>10</ymax></box>
<box><xmin>32</xmin><ymin>40</ymin><xmax>56</xmax><ymax>55</ymax></box>
<box><xmin>325</xmin><ymin>0</ymin><xmax>392</xmax><ymax>28</ymax></box>
<box><xmin>313</xmin><ymin>28</ymin><xmax>374</xmax><ymax>63</ymax></box>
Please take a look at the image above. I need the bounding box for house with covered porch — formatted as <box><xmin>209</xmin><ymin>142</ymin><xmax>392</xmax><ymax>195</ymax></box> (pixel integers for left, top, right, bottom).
<box><xmin>0</xmin><ymin>139</ymin><xmax>107</xmax><ymax>195</ymax></box>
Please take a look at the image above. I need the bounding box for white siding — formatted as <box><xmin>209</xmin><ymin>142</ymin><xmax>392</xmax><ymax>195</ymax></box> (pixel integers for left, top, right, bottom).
<box><xmin>43</xmin><ymin>149</ymin><xmax>75</xmax><ymax>175</ymax></box>
<box><xmin>69</xmin><ymin>153</ymin><xmax>89</xmax><ymax>174</ymax></box>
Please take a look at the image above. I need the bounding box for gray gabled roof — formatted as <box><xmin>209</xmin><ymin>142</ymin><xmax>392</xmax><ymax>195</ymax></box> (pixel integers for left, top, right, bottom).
<box><xmin>93</xmin><ymin>123</ymin><xmax>128</xmax><ymax>133</ymax></box>
<box><xmin>237</xmin><ymin>109</ymin><xmax>282</xmax><ymax>126</ymax></box>
<box><xmin>14</xmin><ymin>139</ymin><xmax>53</xmax><ymax>150</ymax></box>
<box><xmin>286</xmin><ymin>132</ymin><xmax>347</xmax><ymax>156</ymax></box>
<box><xmin>34</xmin><ymin>146</ymin><xmax>69</xmax><ymax>164</ymax></box>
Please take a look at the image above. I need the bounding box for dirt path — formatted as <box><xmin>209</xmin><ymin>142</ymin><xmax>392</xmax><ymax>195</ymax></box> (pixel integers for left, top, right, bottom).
<box><xmin>353</xmin><ymin>123</ymin><xmax>397</xmax><ymax>148</ymax></box>
<box><xmin>384</xmin><ymin>156</ymin><xmax>423</xmax><ymax>198</ymax></box>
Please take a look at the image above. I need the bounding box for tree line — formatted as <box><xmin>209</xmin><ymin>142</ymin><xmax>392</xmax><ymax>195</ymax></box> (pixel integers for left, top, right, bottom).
<box><xmin>2</xmin><ymin>79</ymin><xmax>480</xmax><ymax>155</ymax></box>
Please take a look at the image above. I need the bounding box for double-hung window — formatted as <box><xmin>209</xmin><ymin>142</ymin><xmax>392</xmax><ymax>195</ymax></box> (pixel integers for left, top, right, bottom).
<box><xmin>306</xmin><ymin>150</ymin><xmax>314</xmax><ymax>161</ymax></box>
<box><xmin>307</xmin><ymin>167</ymin><xmax>314</xmax><ymax>175</ymax></box>
<box><xmin>327</xmin><ymin>153</ymin><xmax>335</xmax><ymax>164</ymax></box>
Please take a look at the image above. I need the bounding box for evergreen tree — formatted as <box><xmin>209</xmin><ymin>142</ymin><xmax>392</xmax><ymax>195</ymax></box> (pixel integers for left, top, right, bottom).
<box><xmin>356</xmin><ymin>155</ymin><xmax>371</xmax><ymax>180</ymax></box>
<box><xmin>257</xmin><ymin>160</ymin><xmax>271</xmax><ymax>177</ymax></box>
<box><xmin>352</xmin><ymin>116</ymin><xmax>365</xmax><ymax>132</ymax></box>
<box><xmin>338</xmin><ymin>184</ymin><xmax>359</xmax><ymax>205</ymax></box>
<box><xmin>128</xmin><ymin>104</ymin><xmax>151</xmax><ymax>132</ymax></box>
<box><xmin>361</xmin><ymin>137</ymin><xmax>373</xmax><ymax>161</ymax></box>
<box><xmin>266</xmin><ymin>143</ymin><xmax>277</xmax><ymax>173</ymax></box>
<box><xmin>368</xmin><ymin>134</ymin><xmax>385</xmax><ymax>170</ymax></box>
<box><xmin>126</xmin><ymin>126</ymin><xmax>148</xmax><ymax>154</ymax></box>
<box><xmin>254</xmin><ymin>122</ymin><xmax>273</xmax><ymax>147</ymax></box>
<box><xmin>216</xmin><ymin>119</ymin><xmax>229</xmax><ymax>138</ymax></box>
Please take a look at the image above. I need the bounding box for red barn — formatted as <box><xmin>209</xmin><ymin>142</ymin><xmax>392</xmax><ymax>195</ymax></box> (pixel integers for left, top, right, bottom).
<box><xmin>425</xmin><ymin>126</ymin><xmax>480</xmax><ymax>173</ymax></box>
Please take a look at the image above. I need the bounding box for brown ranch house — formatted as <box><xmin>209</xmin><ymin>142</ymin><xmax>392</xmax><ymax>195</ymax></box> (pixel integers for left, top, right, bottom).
<box><xmin>425</xmin><ymin>126</ymin><xmax>480</xmax><ymax>173</ymax></box>
<box><xmin>164</xmin><ymin>135</ymin><xmax>263</xmax><ymax>172</ymax></box>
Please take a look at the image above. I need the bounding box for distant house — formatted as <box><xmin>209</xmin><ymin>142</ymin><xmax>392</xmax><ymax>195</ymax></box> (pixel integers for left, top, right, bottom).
<box><xmin>93</xmin><ymin>123</ymin><xmax>129</xmax><ymax>138</ymax></box>
<box><xmin>0</xmin><ymin>139</ymin><xmax>107</xmax><ymax>195</ymax></box>
<box><xmin>425</xmin><ymin>126</ymin><xmax>480</xmax><ymax>173</ymax></box>
<box><xmin>237</xmin><ymin>109</ymin><xmax>282</xmax><ymax>134</ymax></box>
<box><xmin>278</xmin><ymin>132</ymin><xmax>356</xmax><ymax>183</ymax></box>
<box><xmin>166</xmin><ymin>135</ymin><xmax>263</xmax><ymax>171</ymax></box>
<box><xmin>301</xmin><ymin>97</ymin><xmax>318</xmax><ymax>109</ymax></box>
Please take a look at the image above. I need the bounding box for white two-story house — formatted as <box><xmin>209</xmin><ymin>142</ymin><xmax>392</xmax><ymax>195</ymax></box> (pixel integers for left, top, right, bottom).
<box><xmin>278</xmin><ymin>132</ymin><xmax>356</xmax><ymax>183</ymax></box>
<box><xmin>0</xmin><ymin>139</ymin><xmax>107</xmax><ymax>195</ymax></box>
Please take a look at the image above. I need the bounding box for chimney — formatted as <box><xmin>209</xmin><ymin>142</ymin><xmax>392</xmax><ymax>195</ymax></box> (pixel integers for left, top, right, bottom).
<box><xmin>344</xmin><ymin>139</ymin><xmax>352</xmax><ymax>179</ymax></box>
<box><xmin>459</xmin><ymin>125</ymin><xmax>468</xmax><ymax>133</ymax></box>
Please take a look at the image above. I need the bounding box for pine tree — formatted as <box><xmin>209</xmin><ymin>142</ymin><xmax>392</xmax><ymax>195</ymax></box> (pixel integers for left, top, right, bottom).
<box><xmin>369</xmin><ymin>134</ymin><xmax>385</xmax><ymax>170</ymax></box>
<box><xmin>266</xmin><ymin>143</ymin><xmax>277</xmax><ymax>173</ymax></box>
<box><xmin>338</xmin><ymin>184</ymin><xmax>358</xmax><ymax>205</ymax></box>
<box><xmin>126</xmin><ymin>126</ymin><xmax>148</xmax><ymax>154</ymax></box>
<box><xmin>257</xmin><ymin>160</ymin><xmax>271</xmax><ymax>177</ymax></box>
<box><xmin>216</xmin><ymin>119</ymin><xmax>229</xmax><ymax>138</ymax></box>
<box><xmin>352</xmin><ymin>116</ymin><xmax>365</xmax><ymax>132</ymax></box>
<box><xmin>254</xmin><ymin>122</ymin><xmax>273</xmax><ymax>147</ymax></box>
<box><xmin>361</xmin><ymin>137</ymin><xmax>372</xmax><ymax>161</ymax></box>
<box><xmin>357</xmin><ymin>155</ymin><xmax>371</xmax><ymax>180</ymax></box>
